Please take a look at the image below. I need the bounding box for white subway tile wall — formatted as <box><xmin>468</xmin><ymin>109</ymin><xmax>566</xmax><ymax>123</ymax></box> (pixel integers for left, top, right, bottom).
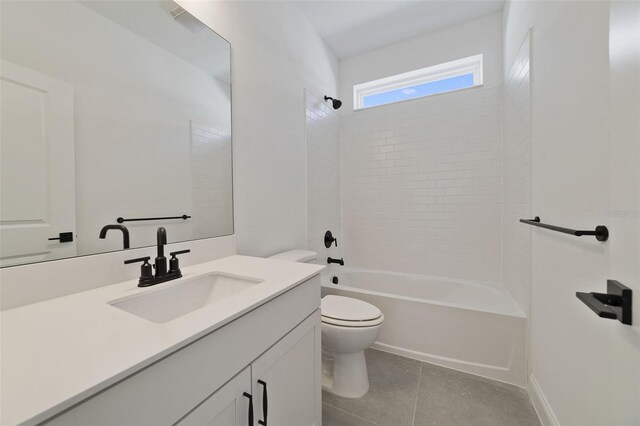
<box><xmin>191</xmin><ymin>120</ymin><xmax>233</xmax><ymax>238</ymax></box>
<box><xmin>340</xmin><ymin>87</ymin><xmax>503</xmax><ymax>282</ymax></box>
<box><xmin>502</xmin><ymin>33</ymin><xmax>531</xmax><ymax>315</ymax></box>
<box><xmin>305</xmin><ymin>91</ymin><xmax>342</xmax><ymax>260</ymax></box>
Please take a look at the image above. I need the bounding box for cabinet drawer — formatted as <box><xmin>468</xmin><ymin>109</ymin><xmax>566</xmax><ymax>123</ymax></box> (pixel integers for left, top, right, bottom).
<box><xmin>46</xmin><ymin>276</ymin><xmax>320</xmax><ymax>425</ymax></box>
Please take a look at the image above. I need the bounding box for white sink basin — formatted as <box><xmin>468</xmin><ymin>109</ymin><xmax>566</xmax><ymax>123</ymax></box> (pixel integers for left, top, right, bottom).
<box><xmin>109</xmin><ymin>273</ymin><xmax>263</xmax><ymax>323</ymax></box>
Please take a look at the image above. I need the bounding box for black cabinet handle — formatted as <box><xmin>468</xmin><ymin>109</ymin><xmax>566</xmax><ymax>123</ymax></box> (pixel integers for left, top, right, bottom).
<box><xmin>243</xmin><ymin>392</ymin><xmax>254</xmax><ymax>426</ymax></box>
<box><xmin>48</xmin><ymin>232</ymin><xmax>74</xmax><ymax>243</ymax></box>
<box><xmin>257</xmin><ymin>380</ymin><xmax>268</xmax><ymax>426</ymax></box>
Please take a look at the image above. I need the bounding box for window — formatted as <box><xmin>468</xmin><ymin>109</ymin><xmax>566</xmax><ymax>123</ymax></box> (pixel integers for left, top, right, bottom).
<box><xmin>353</xmin><ymin>54</ymin><xmax>483</xmax><ymax>110</ymax></box>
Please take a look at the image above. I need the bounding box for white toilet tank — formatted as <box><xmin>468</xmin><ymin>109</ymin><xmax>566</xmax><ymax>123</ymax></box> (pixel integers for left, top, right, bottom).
<box><xmin>268</xmin><ymin>249</ymin><xmax>317</xmax><ymax>264</ymax></box>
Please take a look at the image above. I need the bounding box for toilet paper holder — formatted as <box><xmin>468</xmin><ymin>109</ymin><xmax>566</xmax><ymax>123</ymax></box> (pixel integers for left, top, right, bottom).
<box><xmin>576</xmin><ymin>280</ymin><xmax>632</xmax><ymax>325</ymax></box>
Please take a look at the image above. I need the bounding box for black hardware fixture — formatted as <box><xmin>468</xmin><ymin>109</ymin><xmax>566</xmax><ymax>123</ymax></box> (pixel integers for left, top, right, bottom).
<box><xmin>155</xmin><ymin>227</ymin><xmax>168</xmax><ymax>276</ymax></box>
<box><xmin>243</xmin><ymin>392</ymin><xmax>254</xmax><ymax>426</ymax></box>
<box><xmin>124</xmin><ymin>227</ymin><xmax>190</xmax><ymax>287</ymax></box>
<box><xmin>124</xmin><ymin>256</ymin><xmax>154</xmax><ymax>282</ymax></box>
<box><xmin>48</xmin><ymin>232</ymin><xmax>74</xmax><ymax>243</ymax></box>
<box><xmin>169</xmin><ymin>249</ymin><xmax>190</xmax><ymax>275</ymax></box>
<box><xmin>327</xmin><ymin>257</ymin><xmax>344</xmax><ymax>266</ymax></box>
<box><xmin>324</xmin><ymin>95</ymin><xmax>342</xmax><ymax>110</ymax></box>
<box><xmin>257</xmin><ymin>380</ymin><xmax>268</xmax><ymax>426</ymax></box>
<box><xmin>116</xmin><ymin>214</ymin><xmax>191</xmax><ymax>224</ymax></box>
<box><xmin>324</xmin><ymin>230</ymin><xmax>338</xmax><ymax>248</ymax></box>
<box><xmin>332</xmin><ymin>276</ymin><xmax>339</xmax><ymax>285</ymax></box>
<box><xmin>576</xmin><ymin>280</ymin><xmax>632</xmax><ymax>325</ymax></box>
<box><xmin>99</xmin><ymin>224</ymin><xmax>130</xmax><ymax>249</ymax></box>
<box><xmin>519</xmin><ymin>216</ymin><xmax>609</xmax><ymax>241</ymax></box>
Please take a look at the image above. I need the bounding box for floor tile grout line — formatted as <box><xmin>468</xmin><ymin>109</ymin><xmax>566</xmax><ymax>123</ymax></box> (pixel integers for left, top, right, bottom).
<box><xmin>411</xmin><ymin>362</ymin><xmax>424</xmax><ymax>426</ymax></box>
<box><xmin>322</xmin><ymin>402</ymin><xmax>382</xmax><ymax>426</ymax></box>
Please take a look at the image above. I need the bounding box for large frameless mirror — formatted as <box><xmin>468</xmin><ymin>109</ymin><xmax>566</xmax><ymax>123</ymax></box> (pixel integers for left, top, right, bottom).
<box><xmin>0</xmin><ymin>1</ymin><xmax>232</xmax><ymax>267</ymax></box>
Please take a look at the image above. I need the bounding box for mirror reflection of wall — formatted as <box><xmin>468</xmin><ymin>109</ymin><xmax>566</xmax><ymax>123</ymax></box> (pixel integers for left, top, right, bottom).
<box><xmin>0</xmin><ymin>1</ymin><xmax>232</xmax><ymax>267</ymax></box>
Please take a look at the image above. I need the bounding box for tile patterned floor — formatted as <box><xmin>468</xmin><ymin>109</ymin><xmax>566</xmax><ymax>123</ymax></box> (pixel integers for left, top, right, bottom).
<box><xmin>323</xmin><ymin>349</ymin><xmax>540</xmax><ymax>426</ymax></box>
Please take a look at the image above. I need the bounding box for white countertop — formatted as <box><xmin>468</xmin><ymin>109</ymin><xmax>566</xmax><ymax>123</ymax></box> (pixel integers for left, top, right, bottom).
<box><xmin>1</xmin><ymin>255</ymin><xmax>324</xmax><ymax>425</ymax></box>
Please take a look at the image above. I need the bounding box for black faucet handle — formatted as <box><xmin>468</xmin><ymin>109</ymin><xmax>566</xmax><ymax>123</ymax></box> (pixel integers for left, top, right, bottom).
<box><xmin>124</xmin><ymin>256</ymin><xmax>150</xmax><ymax>265</ymax></box>
<box><xmin>324</xmin><ymin>230</ymin><xmax>338</xmax><ymax>248</ymax></box>
<box><xmin>169</xmin><ymin>249</ymin><xmax>191</xmax><ymax>257</ymax></box>
<box><xmin>169</xmin><ymin>249</ymin><xmax>190</xmax><ymax>275</ymax></box>
<box><xmin>124</xmin><ymin>256</ymin><xmax>153</xmax><ymax>283</ymax></box>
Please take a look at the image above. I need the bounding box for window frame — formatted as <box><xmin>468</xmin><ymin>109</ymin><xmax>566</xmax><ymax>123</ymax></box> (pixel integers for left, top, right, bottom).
<box><xmin>353</xmin><ymin>54</ymin><xmax>484</xmax><ymax>110</ymax></box>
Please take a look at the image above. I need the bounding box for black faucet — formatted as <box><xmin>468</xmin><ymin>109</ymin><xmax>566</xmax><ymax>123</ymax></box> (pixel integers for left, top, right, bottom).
<box><xmin>99</xmin><ymin>224</ymin><xmax>130</xmax><ymax>249</ymax></box>
<box><xmin>124</xmin><ymin>227</ymin><xmax>190</xmax><ymax>287</ymax></box>
<box><xmin>155</xmin><ymin>227</ymin><xmax>168</xmax><ymax>277</ymax></box>
<box><xmin>327</xmin><ymin>257</ymin><xmax>344</xmax><ymax>266</ymax></box>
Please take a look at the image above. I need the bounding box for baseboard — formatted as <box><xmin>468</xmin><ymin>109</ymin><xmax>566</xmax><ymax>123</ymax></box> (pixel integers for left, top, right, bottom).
<box><xmin>527</xmin><ymin>373</ymin><xmax>559</xmax><ymax>426</ymax></box>
<box><xmin>371</xmin><ymin>341</ymin><xmax>526</xmax><ymax>388</ymax></box>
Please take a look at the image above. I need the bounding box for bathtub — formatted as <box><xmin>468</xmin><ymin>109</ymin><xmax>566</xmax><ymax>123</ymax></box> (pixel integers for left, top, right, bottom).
<box><xmin>321</xmin><ymin>267</ymin><xmax>527</xmax><ymax>387</ymax></box>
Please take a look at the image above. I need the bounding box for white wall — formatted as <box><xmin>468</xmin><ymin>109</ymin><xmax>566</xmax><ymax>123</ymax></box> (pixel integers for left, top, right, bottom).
<box><xmin>339</xmin><ymin>12</ymin><xmax>503</xmax><ymax>113</ymax></box>
<box><xmin>340</xmin><ymin>87</ymin><xmax>503</xmax><ymax>282</ymax></box>
<box><xmin>305</xmin><ymin>90</ymin><xmax>342</xmax><ymax>261</ymax></box>
<box><xmin>180</xmin><ymin>1</ymin><xmax>339</xmax><ymax>257</ymax></box>
<box><xmin>502</xmin><ymin>32</ymin><xmax>531</xmax><ymax>316</ymax></box>
<box><xmin>503</xmin><ymin>1</ymin><xmax>640</xmax><ymax>424</ymax></box>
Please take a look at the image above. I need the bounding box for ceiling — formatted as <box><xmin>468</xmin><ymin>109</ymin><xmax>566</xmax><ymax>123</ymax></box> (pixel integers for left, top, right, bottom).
<box><xmin>295</xmin><ymin>0</ymin><xmax>505</xmax><ymax>59</ymax></box>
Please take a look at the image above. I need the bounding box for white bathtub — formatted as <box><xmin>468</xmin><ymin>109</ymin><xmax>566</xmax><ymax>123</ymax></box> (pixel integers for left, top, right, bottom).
<box><xmin>321</xmin><ymin>267</ymin><xmax>527</xmax><ymax>386</ymax></box>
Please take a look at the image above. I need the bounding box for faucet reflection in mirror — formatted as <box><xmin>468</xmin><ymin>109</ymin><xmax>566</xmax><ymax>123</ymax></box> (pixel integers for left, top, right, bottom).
<box><xmin>0</xmin><ymin>1</ymin><xmax>232</xmax><ymax>267</ymax></box>
<box><xmin>99</xmin><ymin>225</ymin><xmax>130</xmax><ymax>250</ymax></box>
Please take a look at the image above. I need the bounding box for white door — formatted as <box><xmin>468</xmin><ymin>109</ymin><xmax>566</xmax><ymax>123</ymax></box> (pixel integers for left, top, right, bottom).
<box><xmin>251</xmin><ymin>311</ymin><xmax>322</xmax><ymax>426</ymax></box>
<box><xmin>607</xmin><ymin>1</ymin><xmax>640</xmax><ymax>423</ymax></box>
<box><xmin>0</xmin><ymin>60</ymin><xmax>76</xmax><ymax>266</ymax></box>
<box><xmin>177</xmin><ymin>367</ymin><xmax>253</xmax><ymax>426</ymax></box>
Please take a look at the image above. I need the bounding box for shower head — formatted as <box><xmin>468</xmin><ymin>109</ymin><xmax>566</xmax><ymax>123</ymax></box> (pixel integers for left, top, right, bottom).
<box><xmin>324</xmin><ymin>96</ymin><xmax>342</xmax><ymax>110</ymax></box>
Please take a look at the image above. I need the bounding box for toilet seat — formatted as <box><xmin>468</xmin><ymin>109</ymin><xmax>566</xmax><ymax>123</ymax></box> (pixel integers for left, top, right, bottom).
<box><xmin>321</xmin><ymin>295</ymin><xmax>384</xmax><ymax>327</ymax></box>
<box><xmin>321</xmin><ymin>315</ymin><xmax>384</xmax><ymax>327</ymax></box>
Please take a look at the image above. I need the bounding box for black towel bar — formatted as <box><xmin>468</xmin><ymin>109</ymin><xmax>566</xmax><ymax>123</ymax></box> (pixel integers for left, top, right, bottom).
<box><xmin>519</xmin><ymin>216</ymin><xmax>608</xmax><ymax>241</ymax></box>
<box><xmin>117</xmin><ymin>214</ymin><xmax>191</xmax><ymax>224</ymax></box>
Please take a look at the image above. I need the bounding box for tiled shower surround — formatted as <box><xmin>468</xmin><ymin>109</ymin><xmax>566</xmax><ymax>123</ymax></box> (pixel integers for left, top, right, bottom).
<box><xmin>340</xmin><ymin>87</ymin><xmax>503</xmax><ymax>282</ymax></box>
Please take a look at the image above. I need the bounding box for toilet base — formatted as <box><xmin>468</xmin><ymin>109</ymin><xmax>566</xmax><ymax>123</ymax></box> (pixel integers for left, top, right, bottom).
<box><xmin>322</xmin><ymin>350</ymin><xmax>370</xmax><ymax>399</ymax></box>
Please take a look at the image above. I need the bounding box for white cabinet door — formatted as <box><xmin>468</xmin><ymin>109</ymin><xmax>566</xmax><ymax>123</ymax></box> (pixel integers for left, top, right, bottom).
<box><xmin>251</xmin><ymin>310</ymin><xmax>321</xmax><ymax>426</ymax></box>
<box><xmin>177</xmin><ymin>367</ymin><xmax>252</xmax><ymax>426</ymax></box>
<box><xmin>0</xmin><ymin>60</ymin><xmax>76</xmax><ymax>266</ymax></box>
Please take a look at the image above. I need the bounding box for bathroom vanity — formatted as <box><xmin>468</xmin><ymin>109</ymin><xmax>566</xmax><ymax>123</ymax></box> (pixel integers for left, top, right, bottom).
<box><xmin>1</xmin><ymin>256</ymin><xmax>323</xmax><ymax>425</ymax></box>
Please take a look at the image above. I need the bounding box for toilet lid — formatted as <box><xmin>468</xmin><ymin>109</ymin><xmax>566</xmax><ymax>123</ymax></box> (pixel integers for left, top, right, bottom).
<box><xmin>321</xmin><ymin>295</ymin><xmax>382</xmax><ymax>322</ymax></box>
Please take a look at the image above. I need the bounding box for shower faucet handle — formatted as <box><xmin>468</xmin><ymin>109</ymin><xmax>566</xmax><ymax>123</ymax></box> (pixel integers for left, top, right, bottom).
<box><xmin>324</xmin><ymin>230</ymin><xmax>338</xmax><ymax>248</ymax></box>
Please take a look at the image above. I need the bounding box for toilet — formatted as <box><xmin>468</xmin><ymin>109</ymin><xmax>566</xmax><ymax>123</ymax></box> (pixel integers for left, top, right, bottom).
<box><xmin>268</xmin><ymin>250</ymin><xmax>384</xmax><ymax>399</ymax></box>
